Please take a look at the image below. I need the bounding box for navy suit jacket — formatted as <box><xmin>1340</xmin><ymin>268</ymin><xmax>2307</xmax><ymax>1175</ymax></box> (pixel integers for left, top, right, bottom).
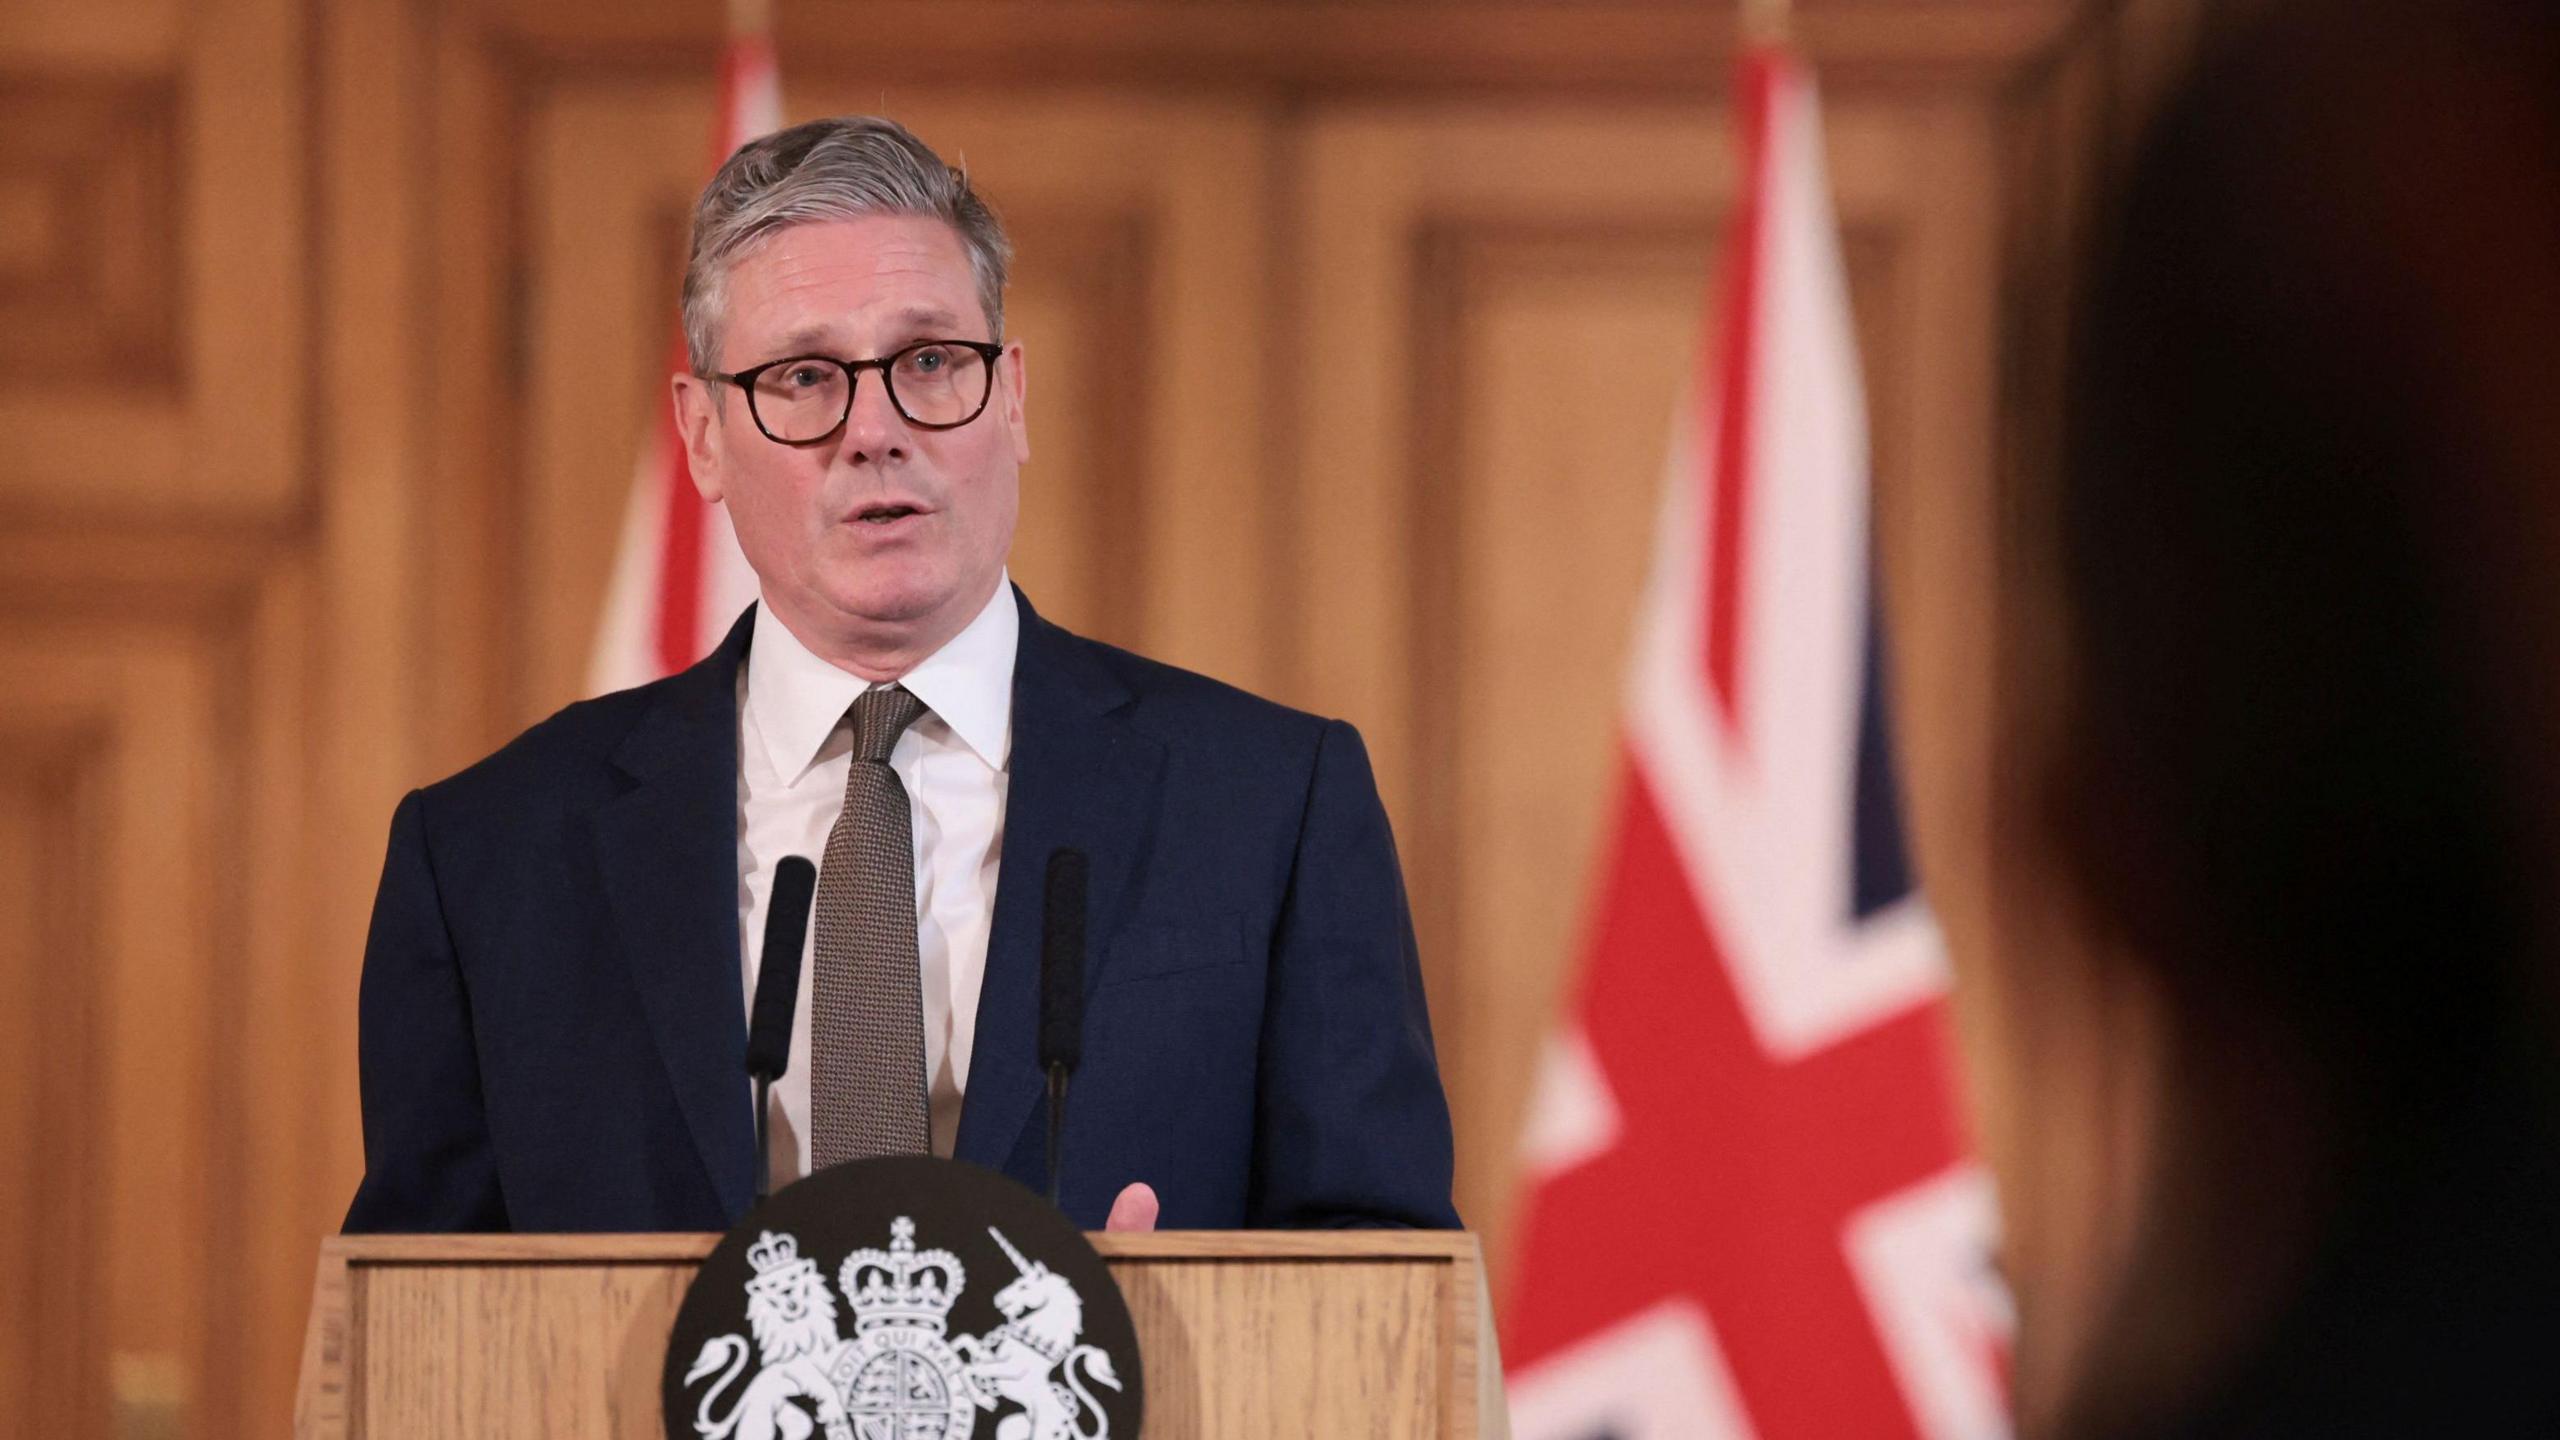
<box><xmin>343</xmin><ymin>590</ymin><xmax>1459</xmax><ymax>1233</ymax></box>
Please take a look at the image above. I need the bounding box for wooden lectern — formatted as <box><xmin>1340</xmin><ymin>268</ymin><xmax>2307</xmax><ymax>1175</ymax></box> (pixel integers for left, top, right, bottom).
<box><xmin>295</xmin><ymin>1231</ymin><xmax>1504</xmax><ymax>1438</ymax></box>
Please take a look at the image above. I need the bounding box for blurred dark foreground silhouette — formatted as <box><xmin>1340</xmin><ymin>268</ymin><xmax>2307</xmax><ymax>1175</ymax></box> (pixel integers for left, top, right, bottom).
<box><xmin>2044</xmin><ymin>0</ymin><xmax>2560</xmax><ymax>1434</ymax></box>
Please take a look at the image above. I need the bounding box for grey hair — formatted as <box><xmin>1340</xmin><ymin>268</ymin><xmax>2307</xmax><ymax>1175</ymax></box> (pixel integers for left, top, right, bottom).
<box><xmin>681</xmin><ymin>116</ymin><xmax>1011</xmax><ymax>375</ymax></box>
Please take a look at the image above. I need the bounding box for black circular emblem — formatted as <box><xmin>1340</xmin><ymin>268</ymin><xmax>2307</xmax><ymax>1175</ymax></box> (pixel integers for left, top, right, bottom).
<box><xmin>663</xmin><ymin>1157</ymin><xmax>1143</xmax><ymax>1440</ymax></box>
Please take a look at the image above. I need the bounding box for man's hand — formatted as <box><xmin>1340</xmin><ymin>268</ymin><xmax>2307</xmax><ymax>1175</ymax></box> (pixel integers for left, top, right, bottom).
<box><xmin>1104</xmin><ymin>1182</ymin><xmax>1159</xmax><ymax>1232</ymax></box>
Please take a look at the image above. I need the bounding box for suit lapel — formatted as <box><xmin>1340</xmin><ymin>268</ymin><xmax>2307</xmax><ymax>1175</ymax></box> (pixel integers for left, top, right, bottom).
<box><xmin>593</xmin><ymin>607</ymin><xmax>758</xmax><ymax>1221</ymax></box>
<box><xmin>954</xmin><ymin>590</ymin><xmax>1166</xmax><ymax>1171</ymax></box>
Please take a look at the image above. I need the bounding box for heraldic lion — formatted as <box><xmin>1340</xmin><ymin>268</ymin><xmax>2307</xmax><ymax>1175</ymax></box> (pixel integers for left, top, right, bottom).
<box><xmin>686</xmin><ymin>1234</ymin><xmax>851</xmax><ymax>1440</ymax></box>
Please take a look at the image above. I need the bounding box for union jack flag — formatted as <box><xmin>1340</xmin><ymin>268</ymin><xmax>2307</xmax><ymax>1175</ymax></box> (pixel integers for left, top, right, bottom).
<box><xmin>1502</xmin><ymin>47</ymin><xmax>2011</xmax><ymax>1440</ymax></box>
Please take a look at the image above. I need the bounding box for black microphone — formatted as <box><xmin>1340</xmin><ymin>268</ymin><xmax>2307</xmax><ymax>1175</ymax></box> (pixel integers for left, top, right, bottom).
<box><xmin>1040</xmin><ymin>848</ymin><xmax>1088</xmax><ymax>1208</ymax></box>
<box><xmin>747</xmin><ymin>855</ymin><xmax>817</xmax><ymax>1202</ymax></box>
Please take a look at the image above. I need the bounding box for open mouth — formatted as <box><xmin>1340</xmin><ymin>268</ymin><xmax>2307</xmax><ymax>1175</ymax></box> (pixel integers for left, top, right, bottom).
<box><xmin>854</xmin><ymin>504</ymin><xmax>923</xmax><ymax>526</ymax></box>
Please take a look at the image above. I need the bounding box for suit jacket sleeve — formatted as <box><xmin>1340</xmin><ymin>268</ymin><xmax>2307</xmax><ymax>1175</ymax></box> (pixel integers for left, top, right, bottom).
<box><xmin>1248</xmin><ymin>719</ymin><xmax>1462</xmax><ymax>1228</ymax></box>
<box><xmin>342</xmin><ymin>789</ymin><xmax>509</xmax><ymax>1232</ymax></box>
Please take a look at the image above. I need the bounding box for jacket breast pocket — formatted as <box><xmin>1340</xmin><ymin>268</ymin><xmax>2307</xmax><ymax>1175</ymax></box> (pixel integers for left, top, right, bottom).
<box><xmin>1095</xmin><ymin>920</ymin><xmax>1252</xmax><ymax>990</ymax></box>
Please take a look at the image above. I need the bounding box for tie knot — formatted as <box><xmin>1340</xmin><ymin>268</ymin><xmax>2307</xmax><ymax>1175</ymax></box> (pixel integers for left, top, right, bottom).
<box><xmin>848</xmin><ymin>685</ymin><xmax>926</xmax><ymax>763</ymax></box>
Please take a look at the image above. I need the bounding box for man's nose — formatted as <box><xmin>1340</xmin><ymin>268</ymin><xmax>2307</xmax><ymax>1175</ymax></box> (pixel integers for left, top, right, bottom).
<box><xmin>839</xmin><ymin>369</ymin><xmax>907</xmax><ymax>463</ymax></box>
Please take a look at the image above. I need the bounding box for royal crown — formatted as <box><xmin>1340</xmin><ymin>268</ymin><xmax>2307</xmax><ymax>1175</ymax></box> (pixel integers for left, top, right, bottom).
<box><xmin>743</xmin><ymin>1229</ymin><xmax>820</xmax><ymax>1301</ymax></box>
<box><xmin>839</xmin><ymin>1216</ymin><xmax>965</xmax><ymax>1334</ymax></box>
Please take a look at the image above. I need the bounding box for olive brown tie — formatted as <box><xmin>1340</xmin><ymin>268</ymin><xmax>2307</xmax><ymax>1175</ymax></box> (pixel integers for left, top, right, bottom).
<box><xmin>810</xmin><ymin>683</ymin><xmax>932</xmax><ymax>1167</ymax></box>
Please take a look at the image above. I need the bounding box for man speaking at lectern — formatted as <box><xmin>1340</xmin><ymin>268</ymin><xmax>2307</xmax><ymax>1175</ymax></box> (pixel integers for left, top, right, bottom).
<box><xmin>343</xmin><ymin>118</ymin><xmax>1458</xmax><ymax>1235</ymax></box>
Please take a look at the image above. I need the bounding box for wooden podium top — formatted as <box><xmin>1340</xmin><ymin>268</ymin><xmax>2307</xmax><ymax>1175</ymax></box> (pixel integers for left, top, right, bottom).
<box><xmin>318</xmin><ymin>1227</ymin><xmax>1480</xmax><ymax>1263</ymax></box>
<box><xmin>299</xmin><ymin>1230</ymin><xmax>1504</xmax><ymax>1439</ymax></box>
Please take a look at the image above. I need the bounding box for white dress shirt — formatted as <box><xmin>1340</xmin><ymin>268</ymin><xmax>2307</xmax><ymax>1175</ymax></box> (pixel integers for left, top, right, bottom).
<box><xmin>735</xmin><ymin>575</ymin><xmax>1016</xmax><ymax>1182</ymax></box>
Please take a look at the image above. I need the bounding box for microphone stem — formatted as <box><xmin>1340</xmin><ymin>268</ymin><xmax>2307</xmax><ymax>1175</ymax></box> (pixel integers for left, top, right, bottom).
<box><xmin>1045</xmin><ymin>1064</ymin><xmax>1069</xmax><ymax>1209</ymax></box>
<box><xmin>753</xmin><ymin>1073</ymin><xmax>772</xmax><ymax>1202</ymax></box>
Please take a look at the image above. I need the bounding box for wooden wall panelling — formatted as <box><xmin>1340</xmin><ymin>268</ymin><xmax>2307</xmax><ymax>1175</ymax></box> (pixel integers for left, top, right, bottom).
<box><xmin>172</xmin><ymin>0</ymin><xmax>306</xmax><ymax>512</ymax></box>
<box><xmin>1292</xmin><ymin>108</ymin><xmax>1724</xmax><ymax>1275</ymax></box>
<box><xmin>0</xmin><ymin>73</ymin><xmax>189</xmax><ymax>501</ymax></box>
<box><xmin>0</xmin><ymin>575</ymin><xmax>239</xmax><ymax>1437</ymax></box>
<box><xmin>519</xmin><ymin>73</ymin><xmax>712</xmax><ymax>723</ymax></box>
<box><xmin>231</xmin><ymin>558</ymin><xmax>331</xmax><ymax>1440</ymax></box>
<box><xmin>416</xmin><ymin>9</ymin><xmax>520</xmax><ymax>779</ymax></box>
<box><xmin>0</xmin><ymin>532</ymin><xmax>335</xmax><ymax>1440</ymax></box>
<box><xmin>1432</xmin><ymin>211</ymin><xmax>1724</xmax><ymax>1276</ymax></box>
<box><xmin>191</xmin><ymin>0</ymin><xmax>458</xmax><ymax>1429</ymax></box>
<box><xmin>1862</xmin><ymin>86</ymin><xmax>2004</xmax><ymax>1174</ymax></box>
<box><xmin>0</xmin><ymin>0</ymin><xmax>305</xmax><ymax>516</ymax></box>
<box><xmin>0</xmin><ymin>0</ymin><xmax>331</xmax><ymax>1432</ymax></box>
<box><xmin>312</xmin><ymin>0</ymin><xmax>439</xmax><ymax>1194</ymax></box>
<box><xmin>0</xmin><ymin>3</ymin><xmax>185</xmax><ymax>68</ymax></box>
<box><xmin>475</xmin><ymin>0</ymin><xmax>2082</xmax><ymax>98</ymax></box>
<box><xmin>1426</xmin><ymin>217</ymin><xmax>1723</xmax><ymax>1170</ymax></box>
<box><xmin>0</xmin><ymin>714</ymin><xmax>106</xmax><ymax>1437</ymax></box>
<box><xmin>0</xmin><ymin>77</ymin><xmax>179</xmax><ymax>389</ymax></box>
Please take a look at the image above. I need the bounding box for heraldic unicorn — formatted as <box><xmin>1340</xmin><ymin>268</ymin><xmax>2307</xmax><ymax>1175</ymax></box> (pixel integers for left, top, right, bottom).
<box><xmin>684</xmin><ymin>1215</ymin><xmax>1124</xmax><ymax>1440</ymax></box>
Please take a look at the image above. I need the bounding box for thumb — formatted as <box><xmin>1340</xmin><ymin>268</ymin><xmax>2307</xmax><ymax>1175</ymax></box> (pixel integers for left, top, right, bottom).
<box><xmin>1103</xmin><ymin>1182</ymin><xmax>1160</xmax><ymax>1232</ymax></box>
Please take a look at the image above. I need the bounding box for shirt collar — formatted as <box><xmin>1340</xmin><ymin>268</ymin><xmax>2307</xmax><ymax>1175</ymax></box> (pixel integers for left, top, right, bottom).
<box><xmin>893</xmin><ymin>574</ymin><xmax>1016</xmax><ymax>771</ymax></box>
<box><xmin>745</xmin><ymin>572</ymin><xmax>1018</xmax><ymax>783</ymax></box>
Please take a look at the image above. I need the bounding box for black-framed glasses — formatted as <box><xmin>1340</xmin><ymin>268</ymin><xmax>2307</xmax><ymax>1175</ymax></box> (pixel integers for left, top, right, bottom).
<box><xmin>708</xmin><ymin>339</ymin><xmax>1005</xmax><ymax>444</ymax></box>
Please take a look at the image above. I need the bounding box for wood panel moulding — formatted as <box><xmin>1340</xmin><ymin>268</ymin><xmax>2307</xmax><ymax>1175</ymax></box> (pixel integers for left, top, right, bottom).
<box><xmin>996</xmin><ymin>205</ymin><xmax>1159</xmax><ymax>650</ymax></box>
<box><xmin>516</xmin><ymin>75</ymin><xmax>726</xmax><ymax>725</ymax></box>
<box><xmin>0</xmin><ymin>0</ymin><xmax>308</xmax><ymax>516</ymax></box>
<box><xmin>0</xmin><ymin>525</ymin><xmax>291</xmax><ymax>610</ymax></box>
<box><xmin>1400</xmin><ymin>217</ymin><xmax>1719</xmax><ymax>1269</ymax></box>
<box><xmin>1291</xmin><ymin>108</ymin><xmax>1740</xmax><ymax>1277</ymax></box>
<box><xmin>471</xmin><ymin>0</ymin><xmax>2087</xmax><ymax>96</ymax></box>
<box><xmin>0</xmin><ymin>75</ymin><xmax>182</xmax><ymax>391</ymax></box>
<box><xmin>412</xmin><ymin>8</ymin><xmax>522</xmax><ymax>774</ymax></box>
<box><xmin>0</xmin><ymin>542</ymin><xmax>311</xmax><ymax>1440</ymax></box>
<box><xmin>0</xmin><ymin>651</ymin><xmax>218</xmax><ymax>1436</ymax></box>
<box><xmin>0</xmin><ymin>716</ymin><xmax>108</xmax><ymax>1438</ymax></box>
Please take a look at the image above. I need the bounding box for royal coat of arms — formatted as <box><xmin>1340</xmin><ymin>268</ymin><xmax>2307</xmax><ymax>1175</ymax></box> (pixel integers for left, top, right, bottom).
<box><xmin>681</xmin><ymin>1216</ymin><xmax>1125</xmax><ymax>1440</ymax></box>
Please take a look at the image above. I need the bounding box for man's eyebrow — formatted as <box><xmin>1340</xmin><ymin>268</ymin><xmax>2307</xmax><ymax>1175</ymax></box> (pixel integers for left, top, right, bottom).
<box><xmin>768</xmin><ymin>325</ymin><xmax>838</xmax><ymax>356</ymax></box>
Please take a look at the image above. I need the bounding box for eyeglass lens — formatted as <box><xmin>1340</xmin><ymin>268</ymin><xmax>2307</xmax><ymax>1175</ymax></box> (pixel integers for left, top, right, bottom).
<box><xmin>747</xmin><ymin>344</ymin><xmax>992</xmax><ymax>441</ymax></box>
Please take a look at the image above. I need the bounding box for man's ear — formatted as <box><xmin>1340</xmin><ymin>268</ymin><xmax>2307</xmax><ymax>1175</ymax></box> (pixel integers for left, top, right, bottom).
<box><xmin>671</xmin><ymin>372</ymin><xmax>726</xmax><ymax>502</ymax></box>
<box><xmin>1000</xmin><ymin>341</ymin><xmax>1030</xmax><ymax>466</ymax></box>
